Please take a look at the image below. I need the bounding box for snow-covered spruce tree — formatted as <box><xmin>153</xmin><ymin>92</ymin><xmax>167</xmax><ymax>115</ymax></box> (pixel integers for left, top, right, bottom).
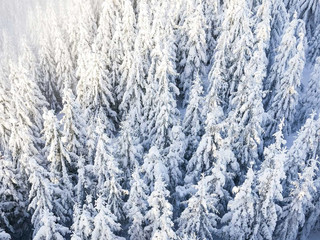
<box><xmin>222</xmin><ymin>167</ymin><xmax>258</xmax><ymax>240</ymax></box>
<box><xmin>53</xmin><ymin>18</ymin><xmax>76</xmax><ymax>93</ymax></box>
<box><xmin>252</xmin><ymin>121</ymin><xmax>287</xmax><ymax>240</ymax></box>
<box><xmin>124</xmin><ymin>167</ymin><xmax>148</xmax><ymax>240</ymax></box>
<box><xmin>71</xmin><ymin>195</ymin><xmax>96</xmax><ymax>240</ymax></box>
<box><xmin>0</xmin><ymin>153</ymin><xmax>25</xmax><ymax>236</ymax></box>
<box><xmin>182</xmin><ymin>72</ymin><xmax>205</xmax><ymax>160</ymax></box>
<box><xmin>208</xmin><ymin>0</ymin><xmax>254</xmax><ymax>111</ymax></box>
<box><xmin>28</xmin><ymin>163</ymin><xmax>69</xmax><ymax>239</ymax></box>
<box><xmin>116</xmin><ymin>116</ymin><xmax>144</xmax><ymax>188</ymax></box>
<box><xmin>142</xmin><ymin>146</ymin><xmax>169</xmax><ymax>190</ymax></box>
<box><xmin>177</xmin><ymin>0</ymin><xmax>207</xmax><ymax>105</ymax></box>
<box><xmin>178</xmin><ymin>174</ymin><xmax>219</xmax><ymax>240</ymax></box>
<box><xmin>286</xmin><ymin>113</ymin><xmax>320</xmax><ymax>186</ymax></box>
<box><xmin>115</xmin><ymin>0</ymin><xmax>136</xmax><ymax>108</ymax></box>
<box><xmin>203</xmin><ymin>0</ymin><xmax>222</xmax><ymax>62</ymax></box>
<box><xmin>142</xmin><ymin>0</ymin><xmax>180</xmax><ymax>150</ymax></box>
<box><xmin>75</xmin><ymin>0</ymin><xmax>97</xmax><ymax>84</ymax></box>
<box><xmin>144</xmin><ymin>43</ymin><xmax>180</xmax><ymax>150</ymax></box>
<box><xmin>91</xmin><ymin>196</ymin><xmax>124</xmax><ymax>240</ymax></box>
<box><xmin>225</xmin><ymin>5</ymin><xmax>268</xmax><ymax>177</ymax></box>
<box><xmin>0</xmin><ymin>71</ymin><xmax>11</xmax><ymax>150</ymax></box>
<box><xmin>265</xmin><ymin>15</ymin><xmax>306</xmax><ymax>138</ymax></box>
<box><xmin>8</xmin><ymin>56</ymin><xmax>47</xmax><ymax>171</ymax></box>
<box><xmin>309</xmin><ymin>24</ymin><xmax>320</xmax><ymax>63</ymax></box>
<box><xmin>36</xmin><ymin>14</ymin><xmax>60</xmax><ymax>112</ymax></box>
<box><xmin>301</xmin><ymin>57</ymin><xmax>320</xmax><ymax>120</ymax></box>
<box><xmin>286</xmin><ymin>0</ymin><xmax>320</xmax><ymax>38</ymax></box>
<box><xmin>145</xmin><ymin>168</ymin><xmax>177</xmax><ymax>240</ymax></box>
<box><xmin>276</xmin><ymin>159</ymin><xmax>318</xmax><ymax>240</ymax></box>
<box><xmin>0</xmin><ymin>229</ymin><xmax>10</xmax><ymax>240</ymax></box>
<box><xmin>43</xmin><ymin>110</ymin><xmax>74</xmax><ymax>225</ymax></box>
<box><xmin>76</xmin><ymin>48</ymin><xmax>116</xmax><ymax>138</ymax></box>
<box><xmin>119</xmin><ymin>0</ymin><xmax>151</xmax><ymax>121</ymax></box>
<box><xmin>268</xmin><ymin>0</ymin><xmax>288</xmax><ymax>64</ymax></box>
<box><xmin>94</xmin><ymin>121</ymin><xmax>126</xmax><ymax>221</ymax></box>
<box><xmin>60</xmin><ymin>88</ymin><xmax>86</xmax><ymax>159</ymax></box>
<box><xmin>165</xmin><ymin>126</ymin><xmax>186</xmax><ymax>190</ymax></box>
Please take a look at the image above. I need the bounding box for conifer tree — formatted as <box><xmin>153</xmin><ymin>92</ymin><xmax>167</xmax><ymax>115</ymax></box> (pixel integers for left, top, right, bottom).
<box><xmin>253</xmin><ymin>121</ymin><xmax>287</xmax><ymax>240</ymax></box>
<box><xmin>94</xmin><ymin>122</ymin><xmax>126</xmax><ymax>221</ymax></box>
<box><xmin>71</xmin><ymin>195</ymin><xmax>96</xmax><ymax>240</ymax></box>
<box><xmin>145</xmin><ymin>171</ymin><xmax>177</xmax><ymax>240</ymax></box>
<box><xmin>208</xmin><ymin>0</ymin><xmax>254</xmax><ymax>110</ymax></box>
<box><xmin>60</xmin><ymin>88</ymin><xmax>86</xmax><ymax>158</ymax></box>
<box><xmin>124</xmin><ymin>167</ymin><xmax>149</xmax><ymax>240</ymax></box>
<box><xmin>265</xmin><ymin>15</ymin><xmax>306</xmax><ymax>138</ymax></box>
<box><xmin>276</xmin><ymin>159</ymin><xmax>318</xmax><ymax>240</ymax></box>
<box><xmin>222</xmin><ymin>167</ymin><xmax>258</xmax><ymax>240</ymax></box>
<box><xmin>91</xmin><ymin>196</ymin><xmax>124</xmax><ymax>240</ymax></box>
<box><xmin>301</xmin><ymin>57</ymin><xmax>320</xmax><ymax>120</ymax></box>
<box><xmin>177</xmin><ymin>0</ymin><xmax>207</xmax><ymax>105</ymax></box>
<box><xmin>178</xmin><ymin>174</ymin><xmax>219</xmax><ymax>240</ymax></box>
<box><xmin>182</xmin><ymin>73</ymin><xmax>205</xmax><ymax>159</ymax></box>
<box><xmin>76</xmin><ymin>48</ymin><xmax>116</xmax><ymax>137</ymax></box>
<box><xmin>43</xmin><ymin>110</ymin><xmax>74</xmax><ymax>225</ymax></box>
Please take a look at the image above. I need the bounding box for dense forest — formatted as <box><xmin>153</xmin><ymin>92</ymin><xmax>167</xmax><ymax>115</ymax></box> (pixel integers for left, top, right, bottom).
<box><xmin>0</xmin><ymin>0</ymin><xmax>320</xmax><ymax>239</ymax></box>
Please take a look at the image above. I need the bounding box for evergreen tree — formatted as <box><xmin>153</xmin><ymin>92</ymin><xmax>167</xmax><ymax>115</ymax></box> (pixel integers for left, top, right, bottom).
<box><xmin>178</xmin><ymin>174</ymin><xmax>219</xmax><ymax>240</ymax></box>
<box><xmin>145</xmin><ymin>171</ymin><xmax>177</xmax><ymax>240</ymax></box>
<box><xmin>60</xmin><ymin>88</ymin><xmax>86</xmax><ymax>158</ymax></box>
<box><xmin>124</xmin><ymin>167</ymin><xmax>148</xmax><ymax>240</ymax></box>
<box><xmin>76</xmin><ymin>48</ymin><xmax>116</xmax><ymax>137</ymax></box>
<box><xmin>0</xmin><ymin>154</ymin><xmax>25</xmax><ymax>236</ymax></box>
<box><xmin>222</xmin><ymin>167</ymin><xmax>258</xmax><ymax>240</ymax></box>
<box><xmin>28</xmin><ymin>165</ymin><xmax>68</xmax><ymax>239</ymax></box>
<box><xmin>166</xmin><ymin>126</ymin><xmax>186</xmax><ymax>190</ymax></box>
<box><xmin>71</xmin><ymin>195</ymin><xmax>96</xmax><ymax>240</ymax></box>
<box><xmin>182</xmin><ymin>73</ymin><xmax>205</xmax><ymax>159</ymax></box>
<box><xmin>208</xmin><ymin>0</ymin><xmax>254</xmax><ymax>110</ymax></box>
<box><xmin>94</xmin><ymin>122</ymin><xmax>126</xmax><ymax>221</ymax></box>
<box><xmin>91</xmin><ymin>196</ymin><xmax>124</xmax><ymax>240</ymax></box>
<box><xmin>301</xmin><ymin>57</ymin><xmax>320</xmax><ymax>120</ymax></box>
<box><xmin>116</xmin><ymin>116</ymin><xmax>144</xmax><ymax>188</ymax></box>
<box><xmin>309</xmin><ymin>24</ymin><xmax>320</xmax><ymax>63</ymax></box>
<box><xmin>177</xmin><ymin>0</ymin><xmax>207</xmax><ymax>105</ymax></box>
<box><xmin>276</xmin><ymin>159</ymin><xmax>318</xmax><ymax>240</ymax></box>
<box><xmin>265</xmin><ymin>15</ymin><xmax>306</xmax><ymax>138</ymax></box>
<box><xmin>253</xmin><ymin>121</ymin><xmax>287</xmax><ymax>240</ymax></box>
<box><xmin>43</xmin><ymin>110</ymin><xmax>74</xmax><ymax>225</ymax></box>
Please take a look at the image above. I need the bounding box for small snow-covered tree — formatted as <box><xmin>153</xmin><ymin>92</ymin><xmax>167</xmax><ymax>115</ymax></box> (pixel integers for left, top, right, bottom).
<box><xmin>71</xmin><ymin>195</ymin><xmax>96</xmax><ymax>240</ymax></box>
<box><xmin>253</xmin><ymin>121</ymin><xmax>287</xmax><ymax>240</ymax></box>
<box><xmin>0</xmin><ymin>154</ymin><xmax>24</xmax><ymax>235</ymax></box>
<box><xmin>145</xmin><ymin>170</ymin><xmax>177</xmax><ymax>240</ymax></box>
<box><xmin>91</xmin><ymin>196</ymin><xmax>124</xmax><ymax>240</ymax></box>
<box><xmin>265</xmin><ymin>15</ymin><xmax>306</xmax><ymax>138</ymax></box>
<box><xmin>222</xmin><ymin>167</ymin><xmax>258</xmax><ymax>240</ymax></box>
<box><xmin>178</xmin><ymin>174</ymin><xmax>219</xmax><ymax>240</ymax></box>
<box><xmin>124</xmin><ymin>167</ymin><xmax>149</xmax><ymax>240</ymax></box>
<box><xmin>142</xmin><ymin>146</ymin><xmax>169</xmax><ymax>189</ymax></box>
<box><xmin>76</xmin><ymin>48</ymin><xmax>116</xmax><ymax>137</ymax></box>
<box><xmin>116</xmin><ymin>116</ymin><xmax>144</xmax><ymax>188</ymax></box>
<box><xmin>208</xmin><ymin>0</ymin><xmax>254</xmax><ymax>110</ymax></box>
<box><xmin>28</xmin><ymin>164</ymin><xmax>68</xmax><ymax>239</ymax></box>
<box><xmin>60</xmin><ymin>88</ymin><xmax>86</xmax><ymax>158</ymax></box>
<box><xmin>94</xmin><ymin>122</ymin><xmax>126</xmax><ymax>221</ymax></box>
<box><xmin>165</xmin><ymin>126</ymin><xmax>186</xmax><ymax>190</ymax></box>
<box><xmin>182</xmin><ymin>73</ymin><xmax>205</xmax><ymax>159</ymax></box>
<box><xmin>33</xmin><ymin>209</ymin><xmax>69</xmax><ymax>240</ymax></box>
<box><xmin>276</xmin><ymin>159</ymin><xmax>318</xmax><ymax>240</ymax></box>
<box><xmin>301</xmin><ymin>57</ymin><xmax>320</xmax><ymax>120</ymax></box>
<box><xmin>177</xmin><ymin>0</ymin><xmax>207</xmax><ymax>105</ymax></box>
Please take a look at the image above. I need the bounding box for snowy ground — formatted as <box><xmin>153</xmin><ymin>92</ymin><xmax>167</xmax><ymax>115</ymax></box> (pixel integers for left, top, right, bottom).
<box><xmin>309</xmin><ymin>232</ymin><xmax>320</xmax><ymax>240</ymax></box>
